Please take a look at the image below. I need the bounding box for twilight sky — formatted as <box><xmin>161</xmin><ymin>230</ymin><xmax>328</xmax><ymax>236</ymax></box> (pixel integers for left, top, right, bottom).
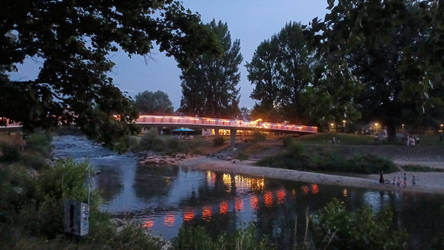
<box><xmin>10</xmin><ymin>0</ymin><xmax>329</xmax><ymax>110</ymax></box>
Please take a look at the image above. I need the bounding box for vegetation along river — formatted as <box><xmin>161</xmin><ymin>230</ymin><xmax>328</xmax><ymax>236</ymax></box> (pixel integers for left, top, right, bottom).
<box><xmin>52</xmin><ymin>135</ymin><xmax>444</xmax><ymax>249</ymax></box>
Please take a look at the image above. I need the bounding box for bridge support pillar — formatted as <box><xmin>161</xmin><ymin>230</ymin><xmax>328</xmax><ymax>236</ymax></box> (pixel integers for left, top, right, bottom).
<box><xmin>230</xmin><ymin>129</ymin><xmax>236</xmax><ymax>148</ymax></box>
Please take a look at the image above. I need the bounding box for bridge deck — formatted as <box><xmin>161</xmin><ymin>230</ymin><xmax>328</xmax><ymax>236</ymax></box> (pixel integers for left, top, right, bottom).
<box><xmin>136</xmin><ymin>115</ymin><xmax>317</xmax><ymax>134</ymax></box>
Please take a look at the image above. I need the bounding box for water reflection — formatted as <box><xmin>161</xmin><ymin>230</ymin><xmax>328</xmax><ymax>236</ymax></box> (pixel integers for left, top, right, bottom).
<box><xmin>53</xmin><ymin>135</ymin><xmax>444</xmax><ymax>250</ymax></box>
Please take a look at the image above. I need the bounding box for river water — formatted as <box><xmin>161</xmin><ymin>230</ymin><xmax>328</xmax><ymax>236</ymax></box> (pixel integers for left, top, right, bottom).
<box><xmin>53</xmin><ymin>135</ymin><xmax>444</xmax><ymax>249</ymax></box>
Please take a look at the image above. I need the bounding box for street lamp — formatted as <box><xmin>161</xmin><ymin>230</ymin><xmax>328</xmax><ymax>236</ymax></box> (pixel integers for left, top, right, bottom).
<box><xmin>342</xmin><ymin>120</ymin><xmax>346</xmax><ymax>133</ymax></box>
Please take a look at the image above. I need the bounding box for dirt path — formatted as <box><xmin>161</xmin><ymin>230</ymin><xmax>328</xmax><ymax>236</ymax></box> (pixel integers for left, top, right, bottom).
<box><xmin>182</xmin><ymin>156</ymin><xmax>444</xmax><ymax>195</ymax></box>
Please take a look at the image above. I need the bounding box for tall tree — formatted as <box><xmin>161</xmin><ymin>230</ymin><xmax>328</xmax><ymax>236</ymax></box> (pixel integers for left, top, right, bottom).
<box><xmin>0</xmin><ymin>0</ymin><xmax>221</xmax><ymax>148</ymax></box>
<box><xmin>247</xmin><ymin>22</ymin><xmax>360</xmax><ymax>127</ymax></box>
<box><xmin>135</xmin><ymin>90</ymin><xmax>174</xmax><ymax>114</ymax></box>
<box><xmin>310</xmin><ymin>0</ymin><xmax>443</xmax><ymax>140</ymax></box>
<box><xmin>246</xmin><ymin>37</ymin><xmax>281</xmax><ymax>121</ymax></box>
<box><xmin>180</xmin><ymin>20</ymin><xmax>242</xmax><ymax>118</ymax></box>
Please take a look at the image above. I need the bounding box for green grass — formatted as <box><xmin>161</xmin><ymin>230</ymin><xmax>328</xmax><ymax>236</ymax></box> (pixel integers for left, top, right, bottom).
<box><xmin>401</xmin><ymin>164</ymin><xmax>444</xmax><ymax>172</ymax></box>
<box><xmin>257</xmin><ymin>142</ymin><xmax>399</xmax><ymax>174</ymax></box>
<box><xmin>418</xmin><ymin>134</ymin><xmax>444</xmax><ymax>146</ymax></box>
<box><xmin>294</xmin><ymin>133</ymin><xmax>376</xmax><ymax>145</ymax></box>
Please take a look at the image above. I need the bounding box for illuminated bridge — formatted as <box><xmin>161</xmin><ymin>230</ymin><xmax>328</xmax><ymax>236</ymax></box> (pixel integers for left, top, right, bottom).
<box><xmin>135</xmin><ymin>115</ymin><xmax>317</xmax><ymax>147</ymax></box>
<box><xmin>1</xmin><ymin>115</ymin><xmax>318</xmax><ymax>146</ymax></box>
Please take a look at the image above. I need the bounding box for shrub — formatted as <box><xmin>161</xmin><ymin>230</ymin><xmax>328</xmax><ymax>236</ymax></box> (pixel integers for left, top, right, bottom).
<box><xmin>24</xmin><ymin>133</ymin><xmax>52</xmax><ymax>157</ymax></box>
<box><xmin>257</xmin><ymin>144</ymin><xmax>398</xmax><ymax>174</ymax></box>
<box><xmin>213</xmin><ymin>136</ymin><xmax>225</xmax><ymax>146</ymax></box>
<box><xmin>311</xmin><ymin>199</ymin><xmax>407</xmax><ymax>250</ymax></box>
<box><xmin>282</xmin><ymin>135</ymin><xmax>295</xmax><ymax>147</ymax></box>
<box><xmin>0</xmin><ymin>143</ymin><xmax>21</xmax><ymax>162</ymax></box>
<box><xmin>235</xmin><ymin>150</ymin><xmax>249</xmax><ymax>161</ymax></box>
<box><xmin>251</xmin><ymin>132</ymin><xmax>266</xmax><ymax>144</ymax></box>
<box><xmin>21</xmin><ymin>153</ymin><xmax>48</xmax><ymax>170</ymax></box>
<box><xmin>174</xmin><ymin>224</ymin><xmax>274</xmax><ymax>250</ymax></box>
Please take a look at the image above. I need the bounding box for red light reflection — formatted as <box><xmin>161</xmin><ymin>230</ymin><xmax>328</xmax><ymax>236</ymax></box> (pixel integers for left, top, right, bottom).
<box><xmin>220</xmin><ymin>201</ymin><xmax>229</xmax><ymax>215</ymax></box>
<box><xmin>235</xmin><ymin>198</ymin><xmax>244</xmax><ymax>211</ymax></box>
<box><xmin>202</xmin><ymin>206</ymin><xmax>212</xmax><ymax>221</ymax></box>
<box><xmin>164</xmin><ymin>214</ymin><xmax>175</xmax><ymax>227</ymax></box>
<box><xmin>311</xmin><ymin>184</ymin><xmax>319</xmax><ymax>194</ymax></box>
<box><xmin>276</xmin><ymin>189</ymin><xmax>286</xmax><ymax>204</ymax></box>
<box><xmin>142</xmin><ymin>219</ymin><xmax>154</xmax><ymax>229</ymax></box>
<box><xmin>250</xmin><ymin>195</ymin><xmax>259</xmax><ymax>210</ymax></box>
<box><xmin>301</xmin><ymin>185</ymin><xmax>309</xmax><ymax>195</ymax></box>
<box><xmin>184</xmin><ymin>209</ymin><xmax>194</xmax><ymax>222</ymax></box>
<box><xmin>264</xmin><ymin>192</ymin><xmax>273</xmax><ymax>207</ymax></box>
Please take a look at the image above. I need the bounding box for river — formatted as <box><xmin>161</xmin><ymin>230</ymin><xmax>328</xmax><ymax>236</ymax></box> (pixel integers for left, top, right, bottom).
<box><xmin>52</xmin><ymin>135</ymin><xmax>444</xmax><ymax>249</ymax></box>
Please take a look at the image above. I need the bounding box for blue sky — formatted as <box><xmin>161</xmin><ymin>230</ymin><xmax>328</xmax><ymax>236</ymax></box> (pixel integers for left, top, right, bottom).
<box><xmin>9</xmin><ymin>0</ymin><xmax>328</xmax><ymax>109</ymax></box>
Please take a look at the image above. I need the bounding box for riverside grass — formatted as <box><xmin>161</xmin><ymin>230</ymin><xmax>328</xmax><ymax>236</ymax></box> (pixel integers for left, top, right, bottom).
<box><xmin>257</xmin><ymin>142</ymin><xmax>398</xmax><ymax>174</ymax></box>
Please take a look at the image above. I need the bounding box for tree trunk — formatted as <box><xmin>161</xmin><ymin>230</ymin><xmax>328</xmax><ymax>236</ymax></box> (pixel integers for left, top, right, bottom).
<box><xmin>387</xmin><ymin>122</ymin><xmax>397</xmax><ymax>142</ymax></box>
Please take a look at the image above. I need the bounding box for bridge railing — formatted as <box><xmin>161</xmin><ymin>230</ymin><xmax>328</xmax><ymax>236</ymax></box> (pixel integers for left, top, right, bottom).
<box><xmin>136</xmin><ymin>115</ymin><xmax>317</xmax><ymax>133</ymax></box>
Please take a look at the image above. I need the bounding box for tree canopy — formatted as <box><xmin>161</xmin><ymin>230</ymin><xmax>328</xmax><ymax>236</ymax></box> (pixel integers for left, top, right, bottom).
<box><xmin>309</xmin><ymin>0</ymin><xmax>444</xmax><ymax>139</ymax></box>
<box><xmin>0</xmin><ymin>0</ymin><xmax>221</xmax><ymax>148</ymax></box>
<box><xmin>179</xmin><ymin>20</ymin><xmax>242</xmax><ymax>118</ymax></box>
<box><xmin>135</xmin><ymin>90</ymin><xmax>174</xmax><ymax>115</ymax></box>
<box><xmin>247</xmin><ymin>22</ymin><xmax>360</xmax><ymax>126</ymax></box>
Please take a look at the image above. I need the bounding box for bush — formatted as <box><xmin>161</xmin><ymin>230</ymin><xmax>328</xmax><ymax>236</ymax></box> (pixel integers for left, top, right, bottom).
<box><xmin>21</xmin><ymin>153</ymin><xmax>48</xmax><ymax>170</ymax></box>
<box><xmin>213</xmin><ymin>136</ymin><xmax>225</xmax><ymax>146</ymax></box>
<box><xmin>257</xmin><ymin>144</ymin><xmax>398</xmax><ymax>174</ymax></box>
<box><xmin>251</xmin><ymin>132</ymin><xmax>266</xmax><ymax>144</ymax></box>
<box><xmin>282</xmin><ymin>135</ymin><xmax>295</xmax><ymax>147</ymax></box>
<box><xmin>174</xmin><ymin>224</ymin><xmax>274</xmax><ymax>250</ymax></box>
<box><xmin>24</xmin><ymin>133</ymin><xmax>52</xmax><ymax>157</ymax></box>
<box><xmin>0</xmin><ymin>143</ymin><xmax>22</xmax><ymax>162</ymax></box>
<box><xmin>311</xmin><ymin>199</ymin><xmax>407</xmax><ymax>250</ymax></box>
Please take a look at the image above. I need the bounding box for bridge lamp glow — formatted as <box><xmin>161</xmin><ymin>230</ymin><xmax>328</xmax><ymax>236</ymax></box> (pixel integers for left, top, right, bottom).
<box><xmin>441</xmin><ymin>124</ymin><xmax>444</xmax><ymax>128</ymax></box>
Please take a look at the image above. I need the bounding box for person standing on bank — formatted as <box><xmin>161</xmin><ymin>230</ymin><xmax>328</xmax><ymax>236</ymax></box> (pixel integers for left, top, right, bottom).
<box><xmin>379</xmin><ymin>170</ymin><xmax>384</xmax><ymax>184</ymax></box>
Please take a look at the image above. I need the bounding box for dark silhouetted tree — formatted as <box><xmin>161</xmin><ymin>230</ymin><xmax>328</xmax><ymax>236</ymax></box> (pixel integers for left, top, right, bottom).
<box><xmin>180</xmin><ymin>20</ymin><xmax>242</xmax><ymax>118</ymax></box>
<box><xmin>0</xmin><ymin>0</ymin><xmax>221</xmax><ymax>148</ymax></box>
<box><xmin>135</xmin><ymin>90</ymin><xmax>174</xmax><ymax>114</ymax></box>
<box><xmin>309</xmin><ymin>0</ymin><xmax>444</xmax><ymax>140</ymax></box>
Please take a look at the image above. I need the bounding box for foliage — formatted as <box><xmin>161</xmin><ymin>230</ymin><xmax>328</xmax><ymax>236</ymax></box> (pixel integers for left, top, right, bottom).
<box><xmin>135</xmin><ymin>90</ymin><xmax>174</xmax><ymax>115</ymax></box>
<box><xmin>174</xmin><ymin>225</ymin><xmax>274</xmax><ymax>250</ymax></box>
<box><xmin>213</xmin><ymin>136</ymin><xmax>225</xmax><ymax>147</ymax></box>
<box><xmin>251</xmin><ymin>132</ymin><xmax>266</xmax><ymax>144</ymax></box>
<box><xmin>180</xmin><ymin>20</ymin><xmax>242</xmax><ymax>118</ymax></box>
<box><xmin>0</xmin><ymin>143</ymin><xmax>21</xmax><ymax>162</ymax></box>
<box><xmin>0</xmin><ymin>0</ymin><xmax>221</xmax><ymax>147</ymax></box>
<box><xmin>247</xmin><ymin>22</ymin><xmax>360</xmax><ymax>127</ymax></box>
<box><xmin>294</xmin><ymin>133</ymin><xmax>375</xmax><ymax>145</ymax></box>
<box><xmin>138</xmin><ymin>128</ymin><xmax>204</xmax><ymax>154</ymax></box>
<box><xmin>311</xmin><ymin>199</ymin><xmax>408</xmax><ymax>250</ymax></box>
<box><xmin>308</xmin><ymin>0</ymin><xmax>444</xmax><ymax>139</ymax></box>
<box><xmin>24</xmin><ymin>132</ymin><xmax>52</xmax><ymax>157</ymax></box>
<box><xmin>257</xmin><ymin>143</ymin><xmax>398</xmax><ymax>174</ymax></box>
<box><xmin>283</xmin><ymin>135</ymin><xmax>296</xmax><ymax>147</ymax></box>
<box><xmin>401</xmin><ymin>164</ymin><xmax>444</xmax><ymax>172</ymax></box>
<box><xmin>235</xmin><ymin>150</ymin><xmax>249</xmax><ymax>161</ymax></box>
<box><xmin>0</xmin><ymin>158</ymin><xmax>162</xmax><ymax>249</ymax></box>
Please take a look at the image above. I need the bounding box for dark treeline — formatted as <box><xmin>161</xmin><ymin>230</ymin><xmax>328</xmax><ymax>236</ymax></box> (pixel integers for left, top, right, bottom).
<box><xmin>247</xmin><ymin>0</ymin><xmax>444</xmax><ymax>141</ymax></box>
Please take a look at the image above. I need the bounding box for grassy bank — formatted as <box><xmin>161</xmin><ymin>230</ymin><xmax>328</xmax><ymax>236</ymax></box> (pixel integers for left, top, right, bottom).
<box><xmin>257</xmin><ymin>139</ymin><xmax>399</xmax><ymax>174</ymax></box>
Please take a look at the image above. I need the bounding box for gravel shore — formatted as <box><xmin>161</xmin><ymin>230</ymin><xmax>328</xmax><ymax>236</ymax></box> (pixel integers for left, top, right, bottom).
<box><xmin>182</xmin><ymin>156</ymin><xmax>444</xmax><ymax>195</ymax></box>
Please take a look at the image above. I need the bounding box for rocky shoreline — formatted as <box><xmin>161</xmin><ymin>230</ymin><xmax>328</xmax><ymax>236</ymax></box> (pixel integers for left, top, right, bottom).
<box><xmin>138</xmin><ymin>152</ymin><xmax>198</xmax><ymax>166</ymax></box>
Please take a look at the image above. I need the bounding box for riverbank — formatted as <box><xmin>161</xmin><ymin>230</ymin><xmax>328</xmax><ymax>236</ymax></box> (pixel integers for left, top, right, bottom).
<box><xmin>182</xmin><ymin>156</ymin><xmax>444</xmax><ymax>195</ymax></box>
